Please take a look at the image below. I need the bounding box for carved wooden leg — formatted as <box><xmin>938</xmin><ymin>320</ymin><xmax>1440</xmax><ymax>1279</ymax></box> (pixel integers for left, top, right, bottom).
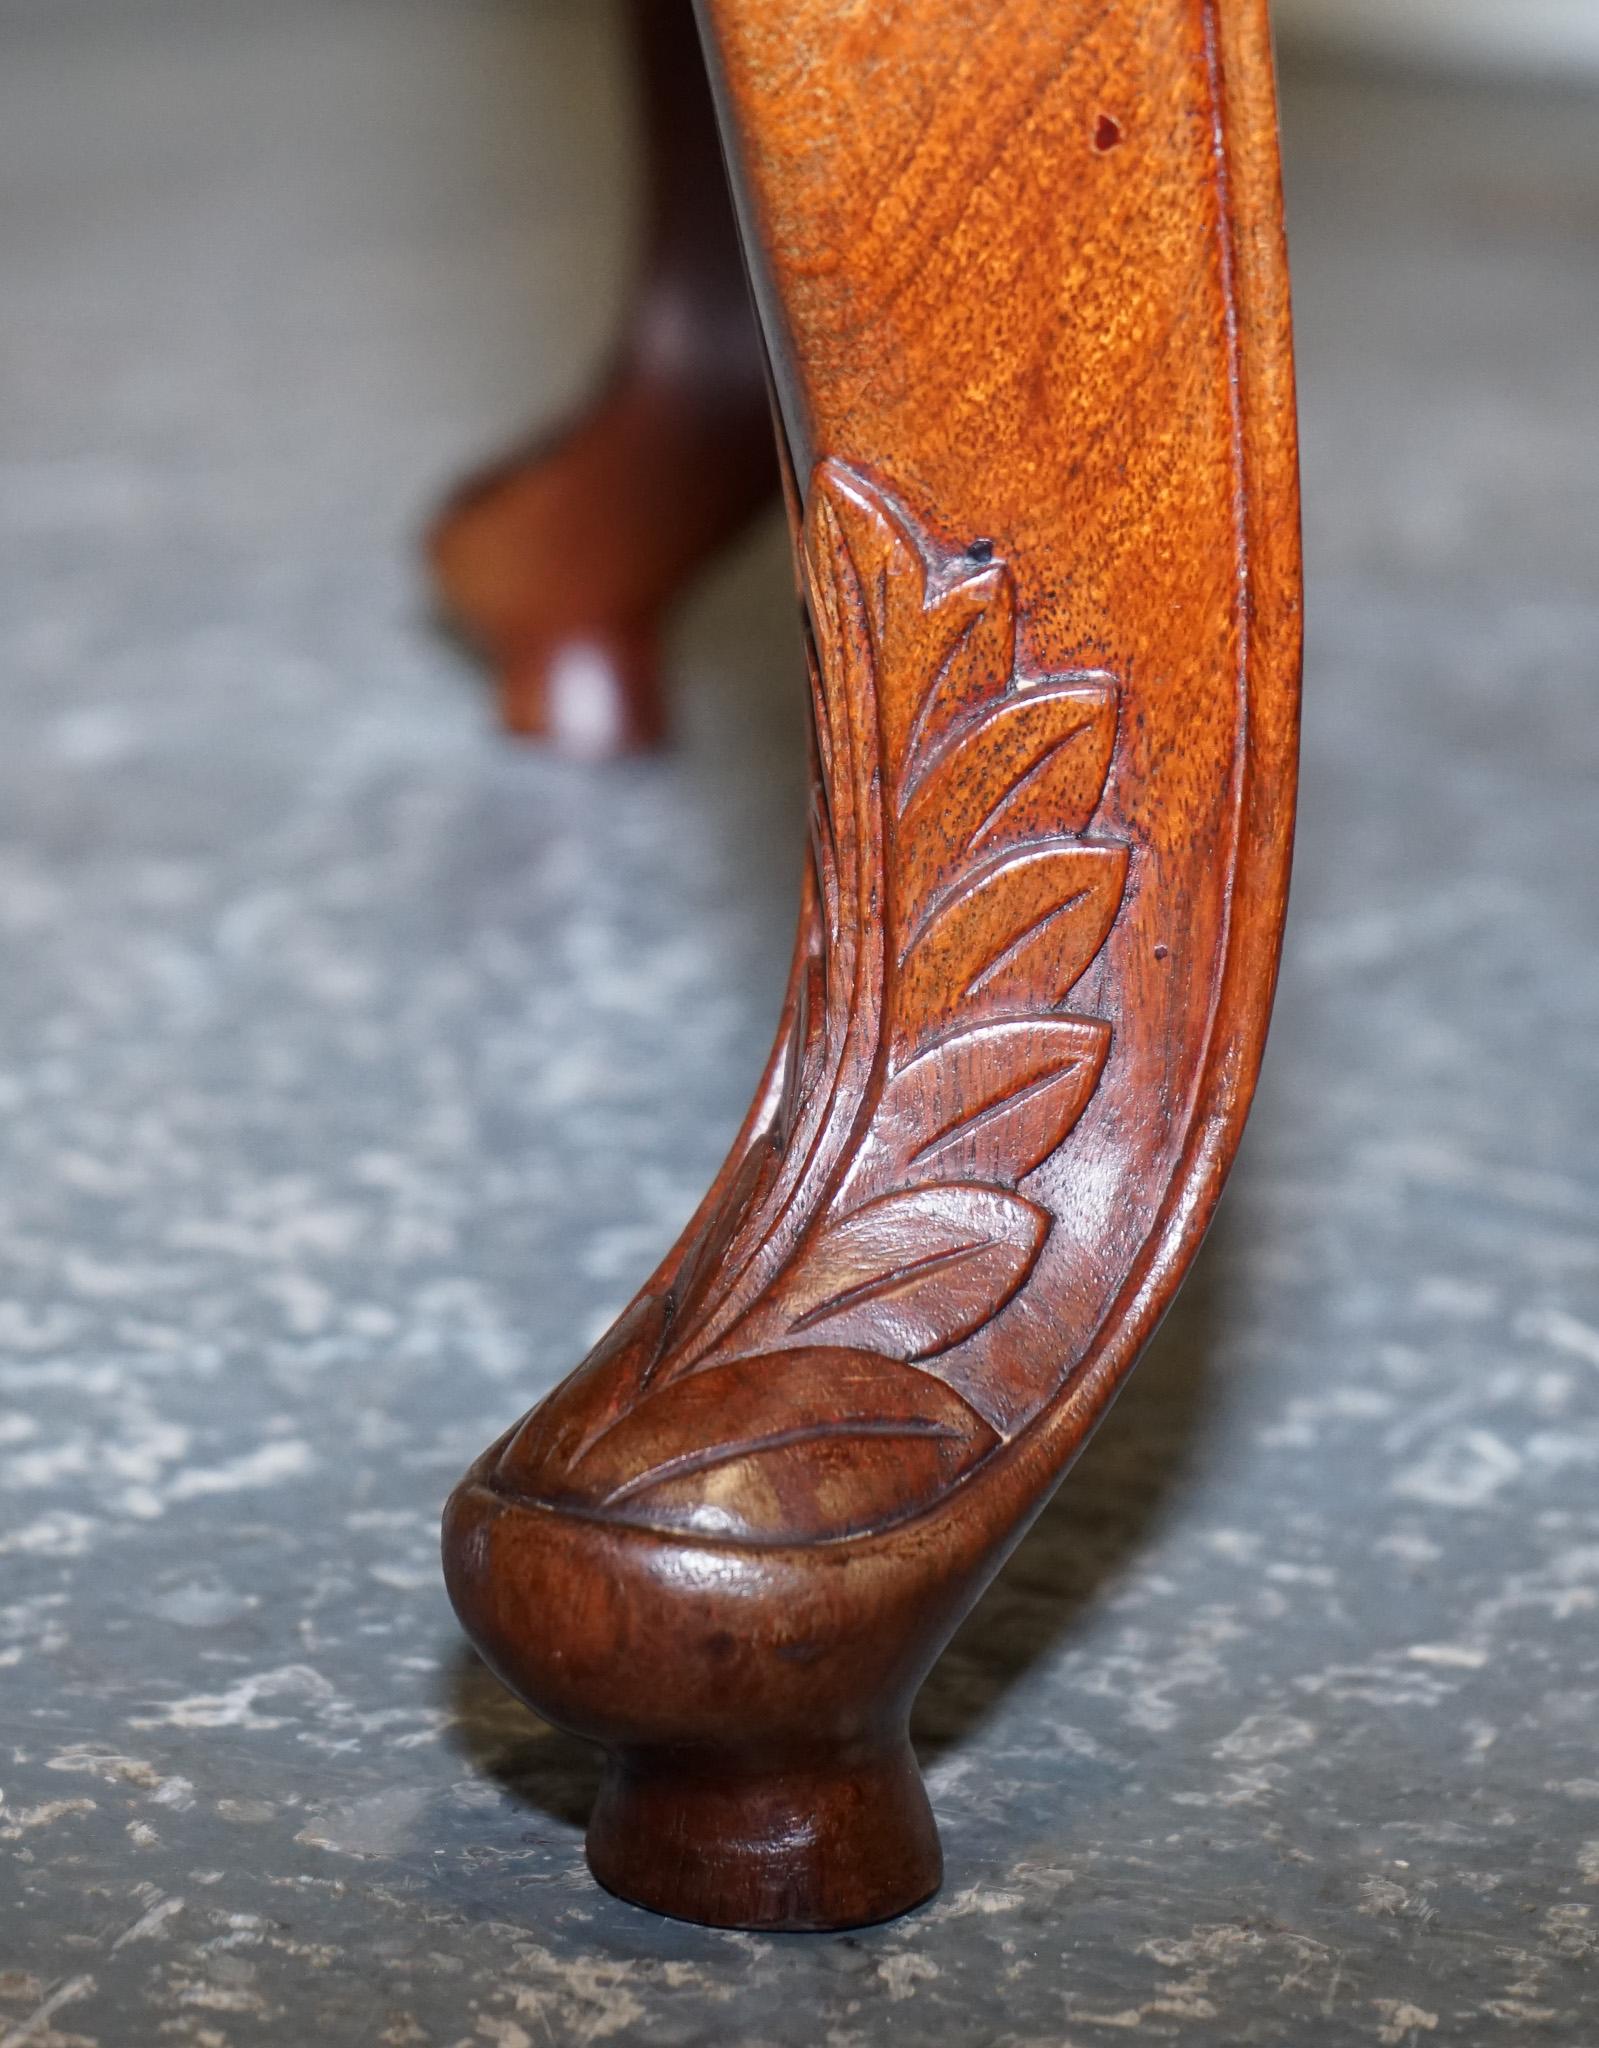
<box><xmin>426</xmin><ymin>0</ymin><xmax>775</xmax><ymax>754</ymax></box>
<box><xmin>444</xmin><ymin>0</ymin><xmax>1300</xmax><ymax>1928</ymax></box>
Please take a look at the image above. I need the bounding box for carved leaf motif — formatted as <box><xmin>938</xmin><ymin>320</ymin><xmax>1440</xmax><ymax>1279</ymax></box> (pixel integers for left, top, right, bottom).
<box><xmin>668</xmin><ymin>1134</ymin><xmax>781</xmax><ymax>1343</ymax></box>
<box><xmin>740</xmin><ymin>1183</ymin><xmax>1049</xmax><ymax>1361</ymax></box>
<box><xmin>847</xmin><ymin>1017</ymin><xmax>1111</xmax><ymax>1193</ymax></box>
<box><xmin>897</xmin><ymin>679</ymin><xmax>1117</xmax><ymax>931</ymax></box>
<box><xmin>893</xmin><ymin>567</ymin><xmax>1018</xmax><ymax>772</ymax></box>
<box><xmin>567</xmin><ymin>1347</ymin><xmax>1000</xmax><ymax>1543</ymax></box>
<box><xmin>500</xmin><ymin>463</ymin><xmax>1130</xmax><ymax>1544</ymax></box>
<box><xmin>811</xmin><ymin>469</ymin><xmax>1019</xmax><ymax>773</ymax></box>
<box><xmin>493</xmin><ymin>1290</ymin><xmax>671</xmax><ymax>1497</ymax></box>
<box><xmin>897</xmin><ymin>840</ymin><xmax>1128</xmax><ymax>1040</ymax></box>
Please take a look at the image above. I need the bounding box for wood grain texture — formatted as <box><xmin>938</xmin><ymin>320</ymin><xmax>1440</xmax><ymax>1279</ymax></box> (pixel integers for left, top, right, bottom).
<box><xmin>443</xmin><ymin>0</ymin><xmax>1300</xmax><ymax>1929</ymax></box>
<box><xmin>426</xmin><ymin>0</ymin><xmax>776</xmax><ymax>754</ymax></box>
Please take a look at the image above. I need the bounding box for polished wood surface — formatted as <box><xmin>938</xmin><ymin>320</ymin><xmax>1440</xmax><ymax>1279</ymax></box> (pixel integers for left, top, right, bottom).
<box><xmin>427</xmin><ymin>0</ymin><xmax>775</xmax><ymax>753</ymax></box>
<box><xmin>444</xmin><ymin>0</ymin><xmax>1301</xmax><ymax>1929</ymax></box>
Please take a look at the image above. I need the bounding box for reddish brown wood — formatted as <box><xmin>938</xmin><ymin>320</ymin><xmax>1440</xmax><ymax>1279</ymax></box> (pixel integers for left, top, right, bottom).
<box><xmin>426</xmin><ymin>0</ymin><xmax>776</xmax><ymax>754</ymax></box>
<box><xmin>443</xmin><ymin>0</ymin><xmax>1301</xmax><ymax>1929</ymax></box>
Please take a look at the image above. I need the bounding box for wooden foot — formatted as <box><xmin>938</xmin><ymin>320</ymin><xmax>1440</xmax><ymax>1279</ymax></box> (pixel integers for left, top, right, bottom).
<box><xmin>444</xmin><ymin>0</ymin><xmax>1301</xmax><ymax>1928</ymax></box>
<box><xmin>427</xmin><ymin>0</ymin><xmax>776</xmax><ymax>754</ymax></box>
<box><xmin>586</xmin><ymin>1738</ymin><xmax>940</xmax><ymax>1931</ymax></box>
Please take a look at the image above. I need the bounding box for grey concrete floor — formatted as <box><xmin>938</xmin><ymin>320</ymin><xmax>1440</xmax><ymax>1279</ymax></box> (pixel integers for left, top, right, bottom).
<box><xmin>1</xmin><ymin>5</ymin><xmax>1597</xmax><ymax>2043</ymax></box>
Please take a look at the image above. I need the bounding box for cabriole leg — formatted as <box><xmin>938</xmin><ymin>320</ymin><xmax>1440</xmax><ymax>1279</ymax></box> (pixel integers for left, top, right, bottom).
<box><xmin>444</xmin><ymin>0</ymin><xmax>1300</xmax><ymax>1928</ymax></box>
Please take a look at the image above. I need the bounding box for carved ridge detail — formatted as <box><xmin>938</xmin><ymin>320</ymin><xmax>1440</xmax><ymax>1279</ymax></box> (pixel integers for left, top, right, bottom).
<box><xmin>493</xmin><ymin>460</ymin><xmax>1129</xmax><ymax>1543</ymax></box>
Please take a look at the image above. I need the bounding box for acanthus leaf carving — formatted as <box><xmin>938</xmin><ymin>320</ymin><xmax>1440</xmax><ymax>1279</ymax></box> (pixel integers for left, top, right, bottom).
<box><xmin>561</xmin><ymin>1346</ymin><xmax>1000</xmax><ymax>1545</ymax></box>
<box><xmin>492</xmin><ymin>1289</ymin><xmax>673</xmax><ymax>1495</ymax></box>
<box><xmin>898</xmin><ymin>675</ymin><xmax>1118</xmax><ymax>861</ymax></box>
<box><xmin>494</xmin><ymin>460</ymin><xmax>1130</xmax><ymax>1543</ymax></box>
<box><xmin>845</xmin><ymin>1016</ymin><xmax>1112</xmax><ymax>1194</ymax></box>
<box><xmin>896</xmin><ymin>838</ymin><xmax>1129</xmax><ymax>1035</ymax></box>
<box><xmin>732</xmin><ymin>1181</ymin><xmax>1049</xmax><ymax>1363</ymax></box>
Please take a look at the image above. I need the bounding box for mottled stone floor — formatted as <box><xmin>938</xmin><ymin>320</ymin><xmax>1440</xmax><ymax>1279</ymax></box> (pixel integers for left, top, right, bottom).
<box><xmin>2</xmin><ymin>6</ymin><xmax>1596</xmax><ymax>2043</ymax></box>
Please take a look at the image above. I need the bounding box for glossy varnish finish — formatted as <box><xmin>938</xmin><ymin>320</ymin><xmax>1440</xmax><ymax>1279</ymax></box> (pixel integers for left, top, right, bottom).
<box><xmin>443</xmin><ymin>0</ymin><xmax>1300</xmax><ymax>1929</ymax></box>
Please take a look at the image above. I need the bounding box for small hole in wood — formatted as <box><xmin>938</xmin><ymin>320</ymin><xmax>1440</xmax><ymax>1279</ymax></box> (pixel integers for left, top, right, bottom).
<box><xmin>1094</xmin><ymin>113</ymin><xmax>1122</xmax><ymax>153</ymax></box>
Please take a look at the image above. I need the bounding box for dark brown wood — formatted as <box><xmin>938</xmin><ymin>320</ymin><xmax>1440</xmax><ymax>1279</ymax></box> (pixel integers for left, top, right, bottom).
<box><xmin>426</xmin><ymin>0</ymin><xmax>776</xmax><ymax>754</ymax></box>
<box><xmin>443</xmin><ymin>0</ymin><xmax>1301</xmax><ymax>1929</ymax></box>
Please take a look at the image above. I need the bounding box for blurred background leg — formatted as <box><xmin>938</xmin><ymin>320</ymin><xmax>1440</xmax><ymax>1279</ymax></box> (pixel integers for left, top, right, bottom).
<box><xmin>426</xmin><ymin>0</ymin><xmax>776</xmax><ymax>756</ymax></box>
